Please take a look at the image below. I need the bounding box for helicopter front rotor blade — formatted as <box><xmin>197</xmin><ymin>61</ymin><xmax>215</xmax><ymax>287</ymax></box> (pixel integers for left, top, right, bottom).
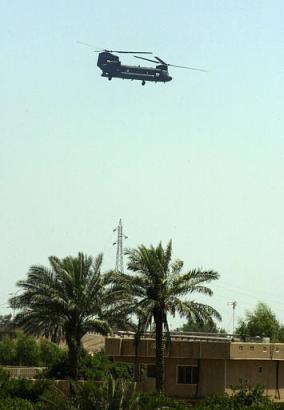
<box><xmin>77</xmin><ymin>42</ymin><xmax>152</xmax><ymax>54</ymax></box>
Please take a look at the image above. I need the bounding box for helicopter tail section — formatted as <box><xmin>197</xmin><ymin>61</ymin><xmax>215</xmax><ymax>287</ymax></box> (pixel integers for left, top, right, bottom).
<box><xmin>97</xmin><ymin>52</ymin><xmax>120</xmax><ymax>69</ymax></box>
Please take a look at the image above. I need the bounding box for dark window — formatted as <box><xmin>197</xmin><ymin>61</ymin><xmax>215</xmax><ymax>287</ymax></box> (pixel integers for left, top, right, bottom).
<box><xmin>177</xmin><ymin>366</ymin><xmax>198</xmax><ymax>384</ymax></box>
<box><xmin>147</xmin><ymin>364</ymin><xmax>156</xmax><ymax>378</ymax></box>
<box><xmin>258</xmin><ymin>366</ymin><xmax>263</xmax><ymax>373</ymax></box>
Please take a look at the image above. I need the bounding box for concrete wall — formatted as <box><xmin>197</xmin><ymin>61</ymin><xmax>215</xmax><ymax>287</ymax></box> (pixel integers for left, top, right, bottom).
<box><xmin>1</xmin><ymin>366</ymin><xmax>46</xmax><ymax>379</ymax></box>
<box><xmin>164</xmin><ymin>358</ymin><xmax>199</xmax><ymax>398</ymax></box>
<box><xmin>230</xmin><ymin>343</ymin><xmax>284</xmax><ymax>361</ymax></box>
<box><xmin>105</xmin><ymin>337</ymin><xmax>231</xmax><ymax>360</ymax></box>
<box><xmin>198</xmin><ymin>359</ymin><xmax>225</xmax><ymax>397</ymax></box>
<box><xmin>106</xmin><ymin>337</ymin><xmax>284</xmax><ymax>400</ymax></box>
<box><xmin>225</xmin><ymin>360</ymin><xmax>284</xmax><ymax>400</ymax></box>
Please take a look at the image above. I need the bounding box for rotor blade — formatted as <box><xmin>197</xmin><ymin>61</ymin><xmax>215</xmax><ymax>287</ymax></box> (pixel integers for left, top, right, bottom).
<box><xmin>169</xmin><ymin>64</ymin><xmax>207</xmax><ymax>72</ymax></box>
<box><xmin>154</xmin><ymin>56</ymin><xmax>167</xmax><ymax>65</ymax></box>
<box><xmin>110</xmin><ymin>50</ymin><xmax>152</xmax><ymax>54</ymax></box>
<box><xmin>77</xmin><ymin>41</ymin><xmax>103</xmax><ymax>52</ymax></box>
<box><xmin>134</xmin><ymin>55</ymin><xmax>160</xmax><ymax>64</ymax></box>
<box><xmin>77</xmin><ymin>42</ymin><xmax>152</xmax><ymax>54</ymax></box>
<box><xmin>155</xmin><ymin>55</ymin><xmax>207</xmax><ymax>71</ymax></box>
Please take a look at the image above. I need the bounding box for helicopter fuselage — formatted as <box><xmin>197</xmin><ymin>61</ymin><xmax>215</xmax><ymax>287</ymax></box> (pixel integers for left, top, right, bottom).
<box><xmin>97</xmin><ymin>52</ymin><xmax>172</xmax><ymax>84</ymax></box>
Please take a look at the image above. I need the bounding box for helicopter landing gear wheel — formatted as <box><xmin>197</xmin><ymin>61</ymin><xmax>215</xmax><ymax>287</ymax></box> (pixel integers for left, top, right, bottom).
<box><xmin>108</xmin><ymin>77</ymin><xmax>112</xmax><ymax>81</ymax></box>
<box><xmin>142</xmin><ymin>80</ymin><xmax>145</xmax><ymax>86</ymax></box>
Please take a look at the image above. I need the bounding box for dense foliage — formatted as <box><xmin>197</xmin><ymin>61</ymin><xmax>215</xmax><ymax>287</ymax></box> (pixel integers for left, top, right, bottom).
<box><xmin>1</xmin><ymin>367</ymin><xmax>284</xmax><ymax>409</ymax></box>
<box><xmin>179</xmin><ymin>319</ymin><xmax>226</xmax><ymax>333</ymax></box>
<box><xmin>0</xmin><ymin>368</ymin><xmax>50</xmax><ymax>403</ymax></box>
<box><xmin>41</xmin><ymin>351</ymin><xmax>132</xmax><ymax>381</ymax></box>
<box><xmin>195</xmin><ymin>382</ymin><xmax>284</xmax><ymax>409</ymax></box>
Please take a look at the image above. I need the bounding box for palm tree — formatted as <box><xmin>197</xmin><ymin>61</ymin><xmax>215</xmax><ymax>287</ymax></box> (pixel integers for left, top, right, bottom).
<box><xmin>9</xmin><ymin>252</ymin><xmax>111</xmax><ymax>379</ymax></box>
<box><xmin>108</xmin><ymin>240</ymin><xmax>221</xmax><ymax>393</ymax></box>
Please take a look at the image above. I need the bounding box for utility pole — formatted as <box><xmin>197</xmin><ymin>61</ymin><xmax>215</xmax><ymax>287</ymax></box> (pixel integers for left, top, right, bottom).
<box><xmin>113</xmin><ymin>219</ymin><xmax>128</xmax><ymax>273</ymax></box>
<box><xmin>227</xmin><ymin>301</ymin><xmax>237</xmax><ymax>334</ymax></box>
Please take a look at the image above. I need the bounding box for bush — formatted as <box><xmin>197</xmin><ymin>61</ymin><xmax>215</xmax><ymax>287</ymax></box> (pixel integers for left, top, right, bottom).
<box><xmin>7</xmin><ymin>379</ymin><xmax>51</xmax><ymax>402</ymax></box>
<box><xmin>196</xmin><ymin>393</ymin><xmax>238</xmax><ymax>410</ymax></box>
<box><xmin>39</xmin><ymin>352</ymin><xmax>70</xmax><ymax>380</ymax></box>
<box><xmin>0</xmin><ymin>369</ymin><xmax>50</xmax><ymax>403</ymax></box>
<box><xmin>42</xmin><ymin>350</ymin><xmax>133</xmax><ymax>381</ymax></box>
<box><xmin>78</xmin><ymin>351</ymin><xmax>133</xmax><ymax>381</ymax></box>
<box><xmin>0</xmin><ymin>398</ymin><xmax>34</xmax><ymax>410</ymax></box>
<box><xmin>195</xmin><ymin>382</ymin><xmax>278</xmax><ymax>409</ymax></box>
<box><xmin>139</xmin><ymin>392</ymin><xmax>192</xmax><ymax>410</ymax></box>
<box><xmin>39</xmin><ymin>377</ymin><xmax>139</xmax><ymax>410</ymax></box>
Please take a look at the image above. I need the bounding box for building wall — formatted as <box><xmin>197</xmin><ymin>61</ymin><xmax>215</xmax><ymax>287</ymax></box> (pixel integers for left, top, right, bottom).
<box><xmin>105</xmin><ymin>337</ymin><xmax>231</xmax><ymax>360</ymax></box>
<box><xmin>106</xmin><ymin>338</ymin><xmax>284</xmax><ymax>400</ymax></box>
<box><xmin>225</xmin><ymin>360</ymin><xmax>284</xmax><ymax>400</ymax></box>
<box><xmin>164</xmin><ymin>358</ymin><xmax>199</xmax><ymax>398</ymax></box>
<box><xmin>198</xmin><ymin>359</ymin><xmax>225</xmax><ymax>397</ymax></box>
<box><xmin>230</xmin><ymin>343</ymin><xmax>284</xmax><ymax>361</ymax></box>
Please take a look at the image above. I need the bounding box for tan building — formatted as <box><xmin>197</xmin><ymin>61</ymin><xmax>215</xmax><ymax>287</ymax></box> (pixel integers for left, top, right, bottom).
<box><xmin>105</xmin><ymin>333</ymin><xmax>284</xmax><ymax>401</ymax></box>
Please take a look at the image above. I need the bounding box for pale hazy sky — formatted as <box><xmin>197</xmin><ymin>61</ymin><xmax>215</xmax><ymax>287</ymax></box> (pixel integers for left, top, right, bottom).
<box><xmin>1</xmin><ymin>1</ymin><xmax>283</xmax><ymax>331</ymax></box>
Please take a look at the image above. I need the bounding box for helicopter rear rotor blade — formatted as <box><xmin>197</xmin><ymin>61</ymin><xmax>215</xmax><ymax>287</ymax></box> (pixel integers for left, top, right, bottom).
<box><xmin>155</xmin><ymin>55</ymin><xmax>207</xmax><ymax>71</ymax></box>
<box><xmin>76</xmin><ymin>41</ymin><xmax>103</xmax><ymax>52</ymax></box>
<box><xmin>134</xmin><ymin>55</ymin><xmax>161</xmax><ymax>64</ymax></box>
<box><xmin>154</xmin><ymin>56</ymin><xmax>167</xmax><ymax>65</ymax></box>
<box><xmin>169</xmin><ymin>64</ymin><xmax>207</xmax><ymax>72</ymax></box>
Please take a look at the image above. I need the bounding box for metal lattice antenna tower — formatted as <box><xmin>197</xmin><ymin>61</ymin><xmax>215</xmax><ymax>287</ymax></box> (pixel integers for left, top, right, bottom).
<box><xmin>113</xmin><ymin>219</ymin><xmax>128</xmax><ymax>273</ymax></box>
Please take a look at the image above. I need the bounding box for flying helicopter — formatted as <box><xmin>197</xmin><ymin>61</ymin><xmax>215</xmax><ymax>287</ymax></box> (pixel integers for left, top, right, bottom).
<box><xmin>78</xmin><ymin>42</ymin><xmax>206</xmax><ymax>85</ymax></box>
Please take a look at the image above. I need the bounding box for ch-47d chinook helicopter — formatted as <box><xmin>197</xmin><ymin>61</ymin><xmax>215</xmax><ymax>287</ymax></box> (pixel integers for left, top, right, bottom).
<box><xmin>78</xmin><ymin>42</ymin><xmax>206</xmax><ymax>85</ymax></box>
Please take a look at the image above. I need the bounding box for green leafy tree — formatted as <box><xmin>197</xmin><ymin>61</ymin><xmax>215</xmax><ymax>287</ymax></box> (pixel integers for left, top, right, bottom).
<box><xmin>107</xmin><ymin>240</ymin><xmax>221</xmax><ymax>393</ymax></box>
<box><xmin>0</xmin><ymin>337</ymin><xmax>16</xmax><ymax>365</ymax></box>
<box><xmin>10</xmin><ymin>252</ymin><xmax>111</xmax><ymax>379</ymax></box>
<box><xmin>15</xmin><ymin>333</ymin><xmax>40</xmax><ymax>366</ymax></box>
<box><xmin>179</xmin><ymin>319</ymin><xmax>226</xmax><ymax>333</ymax></box>
<box><xmin>39</xmin><ymin>338</ymin><xmax>65</xmax><ymax>367</ymax></box>
<box><xmin>236</xmin><ymin>302</ymin><xmax>284</xmax><ymax>342</ymax></box>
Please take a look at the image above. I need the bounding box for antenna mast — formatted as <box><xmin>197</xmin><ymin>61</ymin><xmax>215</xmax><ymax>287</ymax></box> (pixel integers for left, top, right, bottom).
<box><xmin>227</xmin><ymin>301</ymin><xmax>237</xmax><ymax>334</ymax></box>
<box><xmin>113</xmin><ymin>219</ymin><xmax>128</xmax><ymax>273</ymax></box>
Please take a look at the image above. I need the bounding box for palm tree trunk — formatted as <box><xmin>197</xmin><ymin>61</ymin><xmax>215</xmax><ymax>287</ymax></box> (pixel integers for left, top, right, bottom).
<box><xmin>155</xmin><ymin>315</ymin><xmax>164</xmax><ymax>393</ymax></box>
<box><xmin>134</xmin><ymin>340</ymin><xmax>140</xmax><ymax>382</ymax></box>
<box><xmin>66</xmin><ymin>334</ymin><xmax>80</xmax><ymax>380</ymax></box>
